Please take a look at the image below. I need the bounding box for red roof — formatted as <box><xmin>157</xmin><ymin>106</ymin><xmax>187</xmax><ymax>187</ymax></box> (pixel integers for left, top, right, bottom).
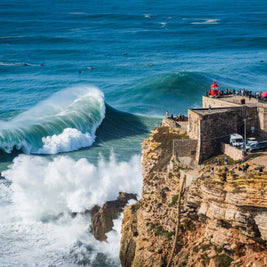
<box><xmin>211</xmin><ymin>80</ymin><xmax>218</xmax><ymax>88</ymax></box>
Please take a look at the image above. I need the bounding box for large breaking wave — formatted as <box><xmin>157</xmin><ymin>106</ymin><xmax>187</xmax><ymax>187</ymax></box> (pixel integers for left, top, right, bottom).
<box><xmin>114</xmin><ymin>71</ymin><xmax>211</xmax><ymax>115</ymax></box>
<box><xmin>0</xmin><ymin>85</ymin><xmax>105</xmax><ymax>154</ymax></box>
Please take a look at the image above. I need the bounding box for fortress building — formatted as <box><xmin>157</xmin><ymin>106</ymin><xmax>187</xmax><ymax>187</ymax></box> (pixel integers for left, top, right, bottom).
<box><xmin>168</xmin><ymin>82</ymin><xmax>267</xmax><ymax>165</ymax></box>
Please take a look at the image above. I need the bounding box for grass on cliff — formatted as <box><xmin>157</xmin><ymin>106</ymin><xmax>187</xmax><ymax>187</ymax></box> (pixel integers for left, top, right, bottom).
<box><xmin>203</xmin><ymin>154</ymin><xmax>237</xmax><ymax>166</ymax></box>
<box><xmin>169</xmin><ymin>194</ymin><xmax>179</xmax><ymax>207</ymax></box>
<box><xmin>152</xmin><ymin>126</ymin><xmax>189</xmax><ymax>171</ymax></box>
<box><xmin>214</xmin><ymin>254</ymin><xmax>233</xmax><ymax>267</ymax></box>
<box><xmin>153</xmin><ymin>126</ymin><xmax>189</xmax><ymax>145</ymax></box>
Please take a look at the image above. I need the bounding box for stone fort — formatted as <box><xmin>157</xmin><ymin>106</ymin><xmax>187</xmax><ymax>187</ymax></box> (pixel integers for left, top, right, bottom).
<box><xmin>168</xmin><ymin>94</ymin><xmax>267</xmax><ymax>165</ymax></box>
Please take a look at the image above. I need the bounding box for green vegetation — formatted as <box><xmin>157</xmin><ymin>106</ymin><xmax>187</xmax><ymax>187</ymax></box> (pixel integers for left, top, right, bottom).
<box><xmin>201</xmin><ymin>243</ymin><xmax>211</xmax><ymax>251</ymax></box>
<box><xmin>169</xmin><ymin>194</ymin><xmax>179</xmax><ymax>207</ymax></box>
<box><xmin>132</xmin><ymin>200</ymin><xmax>142</xmax><ymax>211</ymax></box>
<box><xmin>193</xmin><ymin>246</ymin><xmax>199</xmax><ymax>253</ymax></box>
<box><xmin>216</xmin><ymin>247</ymin><xmax>223</xmax><ymax>253</ymax></box>
<box><xmin>214</xmin><ymin>254</ymin><xmax>233</xmax><ymax>267</ymax></box>
<box><xmin>155</xmin><ymin>226</ymin><xmax>174</xmax><ymax>240</ymax></box>
<box><xmin>153</xmin><ymin>126</ymin><xmax>189</xmax><ymax>147</ymax></box>
<box><xmin>203</xmin><ymin>154</ymin><xmax>237</xmax><ymax>166</ymax></box>
<box><xmin>151</xmin><ymin>126</ymin><xmax>190</xmax><ymax>171</ymax></box>
<box><xmin>201</xmin><ymin>253</ymin><xmax>210</xmax><ymax>265</ymax></box>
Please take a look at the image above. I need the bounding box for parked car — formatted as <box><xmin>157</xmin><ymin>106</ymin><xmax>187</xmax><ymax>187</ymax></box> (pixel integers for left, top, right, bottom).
<box><xmin>246</xmin><ymin>137</ymin><xmax>257</xmax><ymax>145</ymax></box>
<box><xmin>247</xmin><ymin>141</ymin><xmax>267</xmax><ymax>153</ymax></box>
<box><xmin>244</xmin><ymin>137</ymin><xmax>257</xmax><ymax>150</ymax></box>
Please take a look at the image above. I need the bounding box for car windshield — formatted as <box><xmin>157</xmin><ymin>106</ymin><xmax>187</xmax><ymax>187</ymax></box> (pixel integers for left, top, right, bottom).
<box><xmin>235</xmin><ymin>139</ymin><xmax>243</xmax><ymax>143</ymax></box>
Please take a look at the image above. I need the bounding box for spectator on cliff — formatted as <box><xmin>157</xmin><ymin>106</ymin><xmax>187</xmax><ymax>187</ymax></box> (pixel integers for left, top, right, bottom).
<box><xmin>166</xmin><ymin>111</ymin><xmax>169</xmax><ymax>117</ymax></box>
<box><xmin>224</xmin><ymin>156</ymin><xmax>228</xmax><ymax>165</ymax></box>
<box><xmin>245</xmin><ymin>163</ymin><xmax>249</xmax><ymax>172</ymax></box>
<box><xmin>208</xmin><ymin>105</ymin><xmax>211</xmax><ymax>112</ymax></box>
<box><xmin>232</xmin><ymin>165</ymin><xmax>237</xmax><ymax>171</ymax></box>
<box><xmin>242</xmin><ymin>164</ymin><xmax>249</xmax><ymax>173</ymax></box>
<box><xmin>210</xmin><ymin>167</ymin><xmax>214</xmax><ymax>174</ymax></box>
<box><xmin>171</xmin><ymin>114</ymin><xmax>174</xmax><ymax>120</ymax></box>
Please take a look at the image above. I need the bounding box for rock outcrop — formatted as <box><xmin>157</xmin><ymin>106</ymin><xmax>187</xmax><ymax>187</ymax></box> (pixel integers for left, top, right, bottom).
<box><xmin>120</xmin><ymin>125</ymin><xmax>267</xmax><ymax>267</ymax></box>
<box><xmin>91</xmin><ymin>192</ymin><xmax>137</xmax><ymax>241</ymax></box>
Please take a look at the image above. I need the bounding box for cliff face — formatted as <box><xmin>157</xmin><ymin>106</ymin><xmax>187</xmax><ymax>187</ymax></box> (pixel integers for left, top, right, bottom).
<box><xmin>90</xmin><ymin>192</ymin><xmax>137</xmax><ymax>241</ymax></box>
<box><xmin>120</xmin><ymin>126</ymin><xmax>267</xmax><ymax>267</ymax></box>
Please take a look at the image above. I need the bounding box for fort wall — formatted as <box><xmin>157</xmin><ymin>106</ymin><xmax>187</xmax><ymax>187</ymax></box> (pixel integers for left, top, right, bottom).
<box><xmin>258</xmin><ymin>107</ymin><xmax>267</xmax><ymax>138</ymax></box>
<box><xmin>188</xmin><ymin>108</ymin><xmax>242</xmax><ymax>163</ymax></box>
<box><xmin>173</xmin><ymin>139</ymin><xmax>198</xmax><ymax>166</ymax></box>
<box><xmin>220</xmin><ymin>142</ymin><xmax>243</xmax><ymax>161</ymax></box>
<box><xmin>202</xmin><ymin>96</ymin><xmax>241</xmax><ymax>108</ymax></box>
<box><xmin>203</xmin><ymin>96</ymin><xmax>266</xmax><ymax>138</ymax></box>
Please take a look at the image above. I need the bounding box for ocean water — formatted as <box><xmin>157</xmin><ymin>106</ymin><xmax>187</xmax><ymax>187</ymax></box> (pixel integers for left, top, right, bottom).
<box><xmin>0</xmin><ymin>0</ymin><xmax>267</xmax><ymax>266</ymax></box>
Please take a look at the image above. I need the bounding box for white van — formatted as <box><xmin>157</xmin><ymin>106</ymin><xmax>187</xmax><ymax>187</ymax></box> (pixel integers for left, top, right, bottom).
<box><xmin>230</xmin><ymin>133</ymin><xmax>244</xmax><ymax>147</ymax></box>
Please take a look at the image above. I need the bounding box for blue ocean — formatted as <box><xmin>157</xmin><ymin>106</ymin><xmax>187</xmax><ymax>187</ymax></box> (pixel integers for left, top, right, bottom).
<box><xmin>0</xmin><ymin>0</ymin><xmax>266</xmax><ymax>266</ymax></box>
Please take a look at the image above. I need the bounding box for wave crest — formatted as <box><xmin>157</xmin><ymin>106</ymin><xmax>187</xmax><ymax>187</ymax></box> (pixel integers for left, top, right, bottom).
<box><xmin>0</xmin><ymin>85</ymin><xmax>105</xmax><ymax>154</ymax></box>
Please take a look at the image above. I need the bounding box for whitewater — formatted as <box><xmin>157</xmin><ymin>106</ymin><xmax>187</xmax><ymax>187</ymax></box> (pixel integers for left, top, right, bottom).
<box><xmin>1</xmin><ymin>0</ymin><xmax>267</xmax><ymax>266</ymax></box>
<box><xmin>0</xmin><ymin>154</ymin><xmax>142</xmax><ymax>266</ymax></box>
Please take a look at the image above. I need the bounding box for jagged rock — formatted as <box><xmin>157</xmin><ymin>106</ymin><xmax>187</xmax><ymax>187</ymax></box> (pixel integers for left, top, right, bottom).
<box><xmin>91</xmin><ymin>192</ymin><xmax>137</xmax><ymax>241</ymax></box>
<box><xmin>120</xmin><ymin>125</ymin><xmax>267</xmax><ymax>267</ymax></box>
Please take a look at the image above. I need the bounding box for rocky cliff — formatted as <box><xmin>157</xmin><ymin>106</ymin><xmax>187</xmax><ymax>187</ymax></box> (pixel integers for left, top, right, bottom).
<box><xmin>120</xmin><ymin>125</ymin><xmax>267</xmax><ymax>267</ymax></box>
<box><xmin>90</xmin><ymin>192</ymin><xmax>137</xmax><ymax>241</ymax></box>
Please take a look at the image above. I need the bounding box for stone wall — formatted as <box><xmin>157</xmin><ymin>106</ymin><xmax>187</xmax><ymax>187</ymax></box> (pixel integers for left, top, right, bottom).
<box><xmin>203</xmin><ymin>96</ymin><xmax>265</xmax><ymax>138</ymax></box>
<box><xmin>258</xmin><ymin>107</ymin><xmax>267</xmax><ymax>138</ymax></box>
<box><xmin>187</xmin><ymin>109</ymin><xmax>201</xmax><ymax>140</ymax></box>
<box><xmin>202</xmin><ymin>96</ymin><xmax>240</xmax><ymax>108</ymax></box>
<box><xmin>187</xmin><ymin>107</ymin><xmax>255</xmax><ymax>163</ymax></box>
<box><xmin>220</xmin><ymin>142</ymin><xmax>243</xmax><ymax>161</ymax></box>
<box><xmin>245</xmin><ymin>107</ymin><xmax>260</xmax><ymax>137</ymax></box>
<box><xmin>198</xmin><ymin>109</ymin><xmax>241</xmax><ymax>162</ymax></box>
<box><xmin>173</xmin><ymin>139</ymin><xmax>198</xmax><ymax>166</ymax></box>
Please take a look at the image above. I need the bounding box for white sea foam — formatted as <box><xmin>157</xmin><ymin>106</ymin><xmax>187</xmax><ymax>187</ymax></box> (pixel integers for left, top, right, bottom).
<box><xmin>191</xmin><ymin>19</ymin><xmax>220</xmax><ymax>25</ymax></box>
<box><xmin>0</xmin><ymin>153</ymin><xmax>141</xmax><ymax>265</ymax></box>
<box><xmin>38</xmin><ymin>128</ymin><xmax>95</xmax><ymax>154</ymax></box>
<box><xmin>4</xmin><ymin>153</ymin><xmax>142</xmax><ymax>221</ymax></box>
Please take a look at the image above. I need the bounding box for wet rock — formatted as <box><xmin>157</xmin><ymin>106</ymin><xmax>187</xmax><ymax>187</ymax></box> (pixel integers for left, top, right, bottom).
<box><xmin>91</xmin><ymin>192</ymin><xmax>137</xmax><ymax>241</ymax></box>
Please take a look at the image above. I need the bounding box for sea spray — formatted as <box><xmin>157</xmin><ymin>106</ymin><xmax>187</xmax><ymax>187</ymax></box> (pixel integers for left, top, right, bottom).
<box><xmin>0</xmin><ymin>153</ymin><xmax>142</xmax><ymax>265</ymax></box>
